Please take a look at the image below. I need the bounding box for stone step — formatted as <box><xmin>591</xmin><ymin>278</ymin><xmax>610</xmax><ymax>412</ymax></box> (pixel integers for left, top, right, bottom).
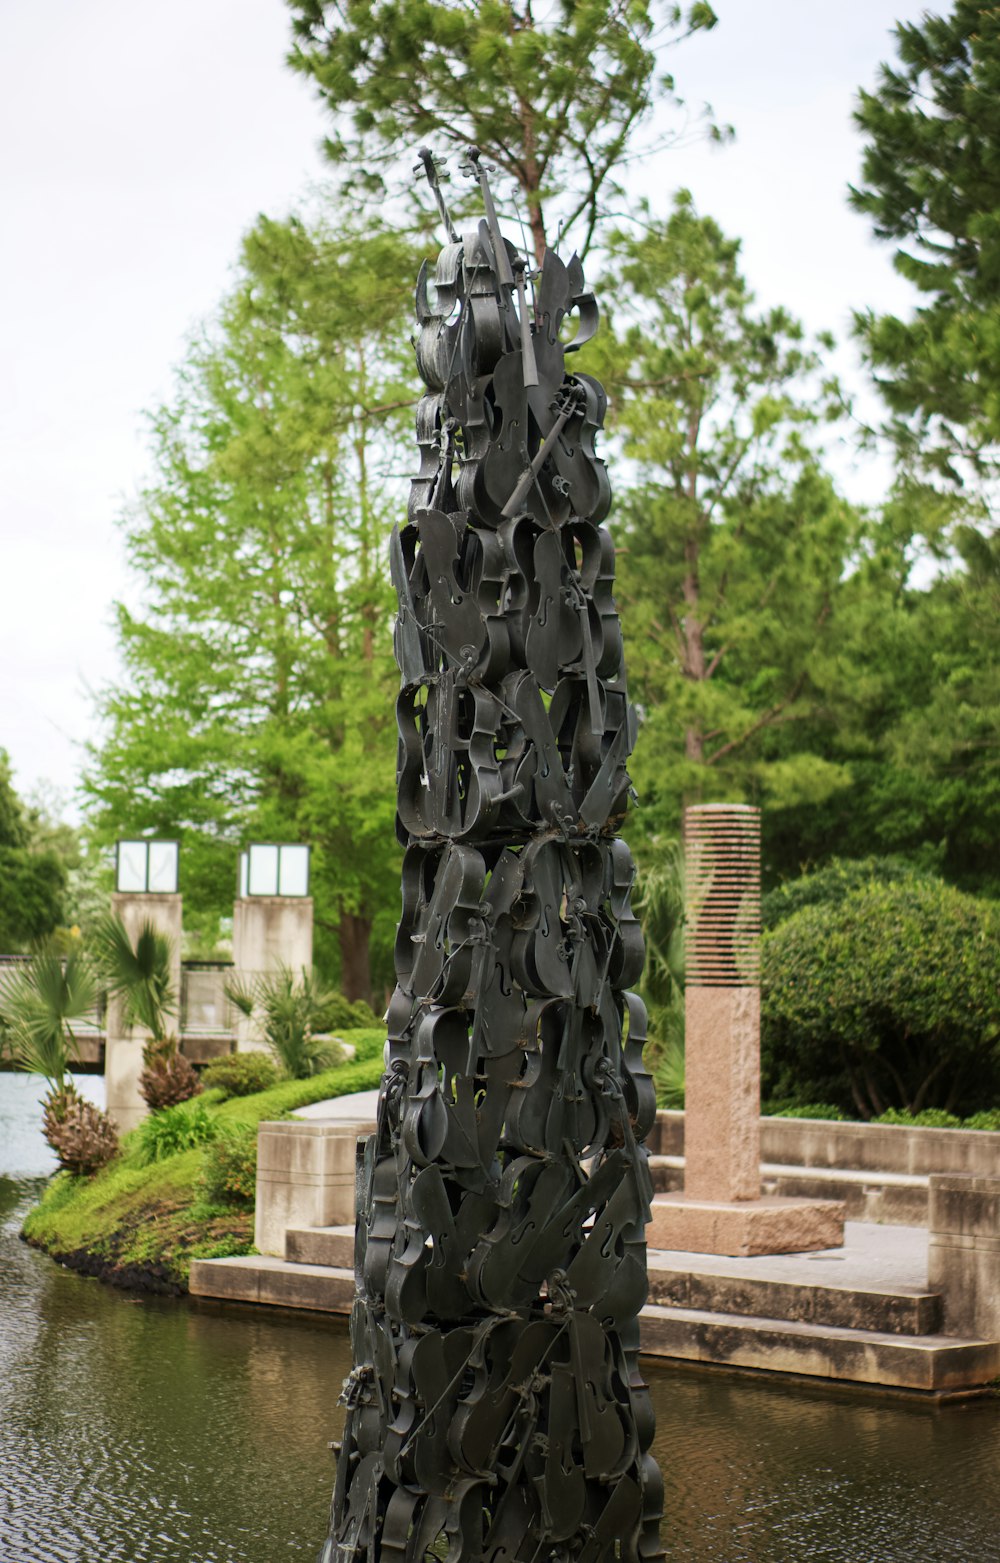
<box><xmin>189</xmin><ymin>1254</ymin><xmax>355</xmax><ymax>1314</ymax></box>
<box><xmin>285</xmin><ymin>1224</ymin><xmax>355</xmax><ymax>1269</ymax></box>
<box><xmin>189</xmin><ymin>1253</ymin><xmax>1000</xmax><ymax>1391</ymax></box>
<box><xmin>649</xmin><ymin>1155</ymin><xmax>930</xmax><ymax>1227</ymax></box>
<box><xmin>646</xmin><ymin>1257</ymin><xmax>941</xmax><ymax>1335</ymax></box>
<box><xmin>640</xmin><ymin>1302</ymin><xmax>1000</xmax><ymax>1392</ymax></box>
<box><xmin>287</xmin><ymin>1225</ymin><xmax>940</xmax><ymax>1335</ymax></box>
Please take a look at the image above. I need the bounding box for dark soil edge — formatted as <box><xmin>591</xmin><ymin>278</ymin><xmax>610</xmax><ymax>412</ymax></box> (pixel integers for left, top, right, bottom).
<box><xmin>21</xmin><ymin>1229</ymin><xmax>188</xmax><ymax>1297</ymax></box>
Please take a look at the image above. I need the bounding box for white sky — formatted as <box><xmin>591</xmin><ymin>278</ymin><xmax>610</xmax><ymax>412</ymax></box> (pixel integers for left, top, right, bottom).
<box><xmin>0</xmin><ymin>0</ymin><xmax>928</xmax><ymax>817</ymax></box>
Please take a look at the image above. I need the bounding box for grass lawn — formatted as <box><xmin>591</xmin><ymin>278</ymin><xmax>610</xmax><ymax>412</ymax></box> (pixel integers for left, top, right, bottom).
<box><xmin>22</xmin><ymin>1029</ymin><xmax>385</xmax><ymax>1292</ymax></box>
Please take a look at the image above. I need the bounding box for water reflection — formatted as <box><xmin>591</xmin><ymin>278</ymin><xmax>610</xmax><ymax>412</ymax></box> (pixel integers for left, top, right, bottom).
<box><xmin>3</xmin><ymin>1071</ymin><xmax>1000</xmax><ymax>1562</ymax></box>
<box><xmin>649</xmin><ymin>1365</ymin><xmax>1000</xmax><ymax>1561</ymax></box>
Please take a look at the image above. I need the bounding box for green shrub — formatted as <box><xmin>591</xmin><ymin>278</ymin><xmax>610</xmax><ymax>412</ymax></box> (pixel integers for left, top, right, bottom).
<box><xmin>225</xmin><ymin>967</ymin><xmax>346</xmax><ymax>1079</ymax></box>
<box><xmin>200</xmin><ymin>1053</ymin><xmax>279</xmax><ymax>1099</ymax></box>
<box><xmin>343</xmin><ymin>1028</ymin><xmax>388</xmax><ymax>1064</ymax></box>
<box><xmin>769</xmin><ymin>1103</ymin><xmax>846</xmax><ymax>1121</ymax></box>
<box><xmin>132</xmin><ymin>1100</ymin><xmax>219</xmax><ymax>1166</ymax></box>
<box><xmin>316</xmin><ymin>994</ymin><xmax>380</xmax><ymax>1031</ymax></box>
<box><xmin>199</xmin><ymin>1124</ymin><xmax>257</xmax><ymax>1205</ymax></box>
<box><xmin>964</xmin><ymin>1110</ymin><xmax>1000</xmax><ymax>1132</ymax></box>
<box><xmin>761</xmin><ymin>856</ymin><xmax>931</xmax><ymax>931</ymax></box>
<box><xmin>762</xmin><ymin>876</ymin><xmax>1000</xmax><ymax>1119</ymax></box>
<box><xmin>874</xmin><ymin>1107</ymin><xmax>963</xmax><ymax>1129</ymax></box>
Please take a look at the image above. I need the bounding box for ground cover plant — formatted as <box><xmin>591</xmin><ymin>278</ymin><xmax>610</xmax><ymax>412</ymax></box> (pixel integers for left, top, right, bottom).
<box><xmin>22</xmin><ymin>1028</ymin><xmax>385</xmax><ymax>1291</ymax></box>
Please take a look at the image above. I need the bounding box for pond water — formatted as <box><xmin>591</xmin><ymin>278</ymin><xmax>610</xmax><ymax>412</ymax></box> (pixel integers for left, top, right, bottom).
<box><xmin>3</xmin><ymin>1074</ymin><xmax>1000</xmax><ymax>1562</ymax></box>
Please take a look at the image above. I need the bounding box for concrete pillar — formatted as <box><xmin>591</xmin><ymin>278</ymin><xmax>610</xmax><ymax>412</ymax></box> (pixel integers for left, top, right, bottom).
<box><xmin>104</xmin><ymin>891</ymin><xmax>183</xmax><ymax>1134</ymax></box>
<box><xmin>929</xmin><ymin>1175</ymin><xmax>1000</xmax><ymax>1340</ymax></box>
<box><xmin>231</xmin><ymin>896</ymin><xmax>313</xmax><ymax>1052</ymax></box>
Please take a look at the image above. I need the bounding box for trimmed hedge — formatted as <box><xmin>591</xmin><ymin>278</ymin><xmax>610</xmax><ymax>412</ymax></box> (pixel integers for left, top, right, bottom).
<box><xmin>761</xmin><ymin>855</ymin><xmax>930</xmax><ymax>931</ymax></box>
<box><xmin>200</xmin><ymin>1053</ymin><xmax>279</xmax><ymax>1098</ymax></box>
<box><xmin>762</xmin><ymin>876</ymin><xmax>1000</xmax><ymax>1119</ymax></box>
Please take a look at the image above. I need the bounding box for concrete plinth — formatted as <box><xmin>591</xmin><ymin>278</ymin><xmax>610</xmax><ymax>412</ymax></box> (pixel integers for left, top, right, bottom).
<box><xmin>647</xmin><ymin>1193</ymin><xmax>846</xmax><ymax>1258</ymax></box>
<box><xmin>254</xmin><ymin>1117</ymin><xmax>374</xmax><ymax>1255</ymax></box>
<box><xmin>928</xmin><ymin>1174</ymin><xmax>1000</xmax><ymax>1339</ymax></box>
<box><xmin>105</xmin><ymin>891</ymin><xmax>183</xmax><ymax>1133</ymax></box>
<box><xmin>232</xmin><ymin>896</ymin><xmax>313</xmax><ymax>1052</ymax></box>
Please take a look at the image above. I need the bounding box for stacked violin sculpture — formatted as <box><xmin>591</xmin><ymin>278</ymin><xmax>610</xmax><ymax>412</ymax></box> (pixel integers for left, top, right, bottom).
<box><xmin>319</xmin><ymin>151</ymin><xmax>663</xmax><ymax>1563</ymax></box>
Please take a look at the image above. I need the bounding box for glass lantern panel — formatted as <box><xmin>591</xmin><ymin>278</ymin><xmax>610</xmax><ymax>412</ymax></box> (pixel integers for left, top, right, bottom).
<box><xmin>148</xmin><ymin>841</ymin><xmax>179</xmax><ymax>893</ymax></box>
<box><xmin>278</xmin><ymin>845</ymin><xmax>309</xmax><ymax>897</ymax></box>
<box><xmin>239</xmin><ymin>851</ymin><xmax>249</xmax><ymax>900</ymax></box>
<box><xmin>248</xmin><ymin>843</ymin><xmax>280</xmax><ymax>897</ymax></box>
<box><xmin>117</xmin><ymin>841</ymin><xmax>148</xmax><ymax>893</ymax></box>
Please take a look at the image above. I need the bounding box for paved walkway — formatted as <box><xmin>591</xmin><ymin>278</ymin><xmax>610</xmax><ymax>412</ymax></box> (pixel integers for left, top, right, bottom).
<box><xmin>650</xmin><ymin>1220</ymin><xmax>928</xmax><ymax>1290</ymax></box>
<box><xmin>292</xmin><ymin>1087</ymin><xmax>381</xmax><ymax>1122</ymax></box>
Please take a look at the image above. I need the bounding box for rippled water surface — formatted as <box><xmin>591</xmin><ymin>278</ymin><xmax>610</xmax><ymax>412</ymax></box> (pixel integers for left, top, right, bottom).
<box><xmin>3</xmin><ymin>1076</ymin><xmax>1000</xmax><ymax>1562</ymax></box>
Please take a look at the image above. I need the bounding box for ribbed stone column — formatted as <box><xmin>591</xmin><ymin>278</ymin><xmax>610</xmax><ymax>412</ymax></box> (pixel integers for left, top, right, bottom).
<box><xmin>647</xmin><ymin>804</ymin><xmax>845</xmax><ymax>1257</ymax></box>
<box><xmin>684</xmin><ymin>805</ymin><xmax>761</xmax><ymax>1202</ymax></box>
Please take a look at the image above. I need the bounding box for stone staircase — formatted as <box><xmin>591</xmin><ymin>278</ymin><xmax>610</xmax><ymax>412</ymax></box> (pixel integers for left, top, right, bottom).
<box><xmin>190</xmin><ymin>1217</ymin><xmax>1000</xmax><ymax>1394</ymax></box>
<box><xmin>642</xmin><ymin>1236</ymin><xmax>1000</xmax><ymax>1392</ymax></box>
<box><xmin>192</xmin><ymin>1229</ymin><xmax>355</xmax><ymax>1314</ymax></box>
<box><xmin>188</xmin><ymin>1104</ymin><xmax>1000</xmax><ymax>1394</ymax></box>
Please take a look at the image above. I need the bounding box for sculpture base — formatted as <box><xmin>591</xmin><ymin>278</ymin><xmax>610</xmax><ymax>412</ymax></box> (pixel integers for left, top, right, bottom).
<box><xmin>648</xmin><ymin>1193</ymin><xmax>845</xmax><ymax>1258</ymax></box>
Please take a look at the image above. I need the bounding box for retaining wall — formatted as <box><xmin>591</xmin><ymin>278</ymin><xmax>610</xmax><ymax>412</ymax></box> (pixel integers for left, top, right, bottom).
<box><xmin>651</xmin><ymin>1110</ymin><xmax>1000</xmax><ymax>1177</ymax></box>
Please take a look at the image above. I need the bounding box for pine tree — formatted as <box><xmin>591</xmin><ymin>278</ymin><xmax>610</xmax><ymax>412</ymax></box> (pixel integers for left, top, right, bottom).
<box><xmin>285</xmin><ymin>0</ymin><xmax>721</xmax><ymax>261</ymax></box>
<box><xmin>583</xmin><ymin>195</ymin><xmax>859</xmax><ymax>841</ymax></box>
<box><xmin>852</xmin><ymin>3</ymin><xmax>1000</xmax><ymax>481</ymax></box>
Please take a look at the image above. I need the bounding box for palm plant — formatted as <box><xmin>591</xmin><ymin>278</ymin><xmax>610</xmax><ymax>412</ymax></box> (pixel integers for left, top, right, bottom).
<box><xmin>225</xmin><ymin>965</ymin><xmax>344</xmax><ymax>1079</ymax></box>
<box><xmin>633</xmin><ymin>841</ymin><xmax>687</xmax><ymax>1110</ymax></box>
<box><xmin>91</xmin><ymin>913</ymin><xmax>176</xmax><ymax>1043</ymax></box>
<box><xmin>0</xmin><ymin>948</ymin><xmax>97</xmax><ymax>1091</ymax></box>
<box><xmin>91</xmin><ymin>913</ymin><xmax>199</xmax><ymax>1108</ymax></box>
<box><xmin>0</xmin><ymin>948</ymin><xmax>118</xmax><ymax>1173</ymax></box>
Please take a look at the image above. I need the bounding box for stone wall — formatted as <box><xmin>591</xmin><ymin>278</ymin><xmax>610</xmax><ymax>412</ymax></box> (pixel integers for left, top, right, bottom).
<box><xmin>651</xmin><ymin>1110</ymin><xmax>1000</xmax><ymax>1178</ymax></box>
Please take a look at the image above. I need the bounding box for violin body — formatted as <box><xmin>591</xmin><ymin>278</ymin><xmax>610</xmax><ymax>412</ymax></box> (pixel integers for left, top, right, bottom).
<box><xmin>323</xmin><ymin>170</ymin><xmax>662</xmax><ymax>1563</ymax></box>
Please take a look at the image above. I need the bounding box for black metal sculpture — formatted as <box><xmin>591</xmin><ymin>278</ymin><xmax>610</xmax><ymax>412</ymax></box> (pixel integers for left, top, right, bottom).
<box><xmin>319</xmin><ymin>152</ymin><xmax>663</xmax><ymax>1563</ymax></box>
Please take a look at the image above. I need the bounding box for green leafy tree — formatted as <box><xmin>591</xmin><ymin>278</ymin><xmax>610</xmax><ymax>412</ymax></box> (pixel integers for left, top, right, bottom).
<box><xmin>85</xmin><ymin>212</ymin><xmax>420</xmax><ymax>1000</ymax></box>
<box><xmin>0</xmin><ymin>751</ymin><xmax>67</xmax><ymax>951</ymax></box>
<box><xmin>286</xmin><ymin>0</ymin><xmax>721</xmax><ymax>261</ymax></box>
<box><xmin>586</xmin><ymin>195</ymin><xmax>859</xmax><ymax>838</ymax></box>
<box><xmin>852</xmin><ymin>3</ymin><xmax>1000</xmax><ymax>481</ymax></box>
<box><xmin>762</xmin><ymin>510</ymin><xmax>1000</xmax><ymax>897</ymax></box>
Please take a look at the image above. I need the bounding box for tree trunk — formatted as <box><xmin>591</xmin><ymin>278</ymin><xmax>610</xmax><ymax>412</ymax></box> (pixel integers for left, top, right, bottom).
<box><xmin>339</xmin><ymin>912</ymin><xmax>373</xmax><ymax>1004</ymax></box>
